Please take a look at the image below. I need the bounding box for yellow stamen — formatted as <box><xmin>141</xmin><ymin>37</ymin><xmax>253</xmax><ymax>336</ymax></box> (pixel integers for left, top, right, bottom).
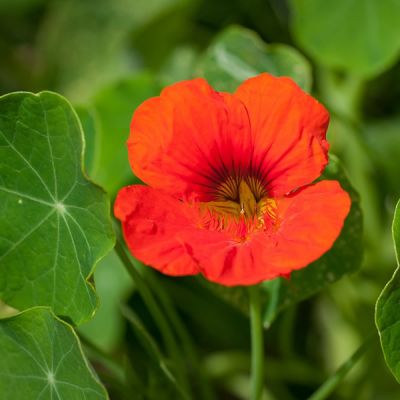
<box><xmin>238</xmin><ymin>180</ymin><xmax>257</xmax><ymax>217</ymax></box>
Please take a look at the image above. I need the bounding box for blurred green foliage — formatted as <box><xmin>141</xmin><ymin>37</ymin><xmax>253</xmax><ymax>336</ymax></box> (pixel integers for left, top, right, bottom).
<box><xmin>2</xmin><ymin>0</ymin><xmax>400</xmax><ymax>399</ymax></box>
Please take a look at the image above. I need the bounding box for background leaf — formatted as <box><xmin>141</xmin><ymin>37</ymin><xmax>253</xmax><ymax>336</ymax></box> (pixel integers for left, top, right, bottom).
<box><xmin>290</xmin><ymin>0</ymin><xmax>400</xmax><ymax>78</ymax></box>
<box><xmin>86</xmin><ymin>73</ymin><xmax>160</xmax><ymax>195</ymax></box>
<box><xmin>0</xmin><ymin>307</ymin><xmax>107</xmax><ymax>399</ymax></box>
<box><xmin>197</xmin><ymin>25</ymin><xmax>312</xmax><ymax>92</ymax></box>
<box><xmin>159</xmin><ymin>46</ymin><xmax>199</xmax><ymax>86</ymax></box>
<box><xmin>376</xmin><ymin>199</ymin><xmax>400</xmax><ymax>382</ymax></box>
<box><xmin>0</xmin><ymin>91</ymin><xmax>114</xmax><ymax>325</ymax></box>
<box><xmin>364</xmin><ymin>116</ymin><xmax>400</xmax><ymax>202</ymax></box>
<box><xmin>0</xmin><ymin>0</ymin><xmax>46</xmax><ymax>15</ymax></box>
<box><xmin>36</xmin><ymin>0</ymin><xmax>190</xmax><ymax>101</ymax></box>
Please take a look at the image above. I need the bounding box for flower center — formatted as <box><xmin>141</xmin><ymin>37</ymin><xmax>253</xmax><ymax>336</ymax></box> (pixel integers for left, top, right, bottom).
<box><xmin>197</xmin><ymin>176</ymin><xmax>278</xmax><ymax>240</ymax></box>
<box><xmin>201</xmin><ymin>174</ymin><xmax>275</xmax><ymax>219</ymax></box>
<box><xmin>206</xmin><ymin>179</ymin><xmax>266</xmax><ymax>219</ymax></box>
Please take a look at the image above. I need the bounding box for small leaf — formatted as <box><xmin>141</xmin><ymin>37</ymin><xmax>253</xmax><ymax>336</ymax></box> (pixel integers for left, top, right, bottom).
<box><xmin>364</xmin><ymin>116</ymin><xmax>400</xmax><ymax>200</ymax></box>
<box><xmin>376</xmin><ymin>199</ymin><xmax>400</xmax><ymax>383</ymax></box>
<box><xmin>0</xmin><ymin>91</ymin><xmax>114</xmax><ymax>325</ymax></box>
<box><xmin>197</xmin><ymin>25</ymin><xmax>312</xmax><ymax>92</ymax></box>
<box><xmin>0</xmin><ymin>307</ymin><xmax>108</xmax><ymax>399</ymax></box>
<box><xmin>262</xmin><ymin>156</ymin><xmax>363</xmax><ymax>326</ymax></box>
<box><xmin>290</xmin><ymin>0</ymin><xmax>400</xmax><ymax>78</ymax></box>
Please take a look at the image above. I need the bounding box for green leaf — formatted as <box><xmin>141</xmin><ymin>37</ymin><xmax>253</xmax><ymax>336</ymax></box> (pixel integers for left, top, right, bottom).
<box><xmin>364</xmin><ymin>116</ymin><xmax>400</xmax><ymax>200</ymax></box>
<box><xmin>290</xmin><ymin>0</ymin><xmax>400</xmax><ymax>78</ymax></box>
<box><xmin>262</xmin><ymin>156</ymin><xmax>363</xmax><ymax>326</ymax></box>
<box><xmin>37</xmin><ymin>0</ymin><xmax>136</xmax><ymax>101</ymax></box>
<box><xmin>37</xmin><ymin>0</ymin><xmax>185</xmax><ymax>101</ymax></box>
<box><xmin>196</xmin><ymin>25</ymin><xmax>312</xmax><ymax>92</ymax></box>
<box><xmin>159</xmin><ymin>46</ymin><xmax>199</xmax><ymax>86</ymax></box>
<box><xmin>89</xmin><ymin>73</ymin><xmax>160</xmax><ymax>195</ymax></box>
<box><xmin>0</xmin><ymin>307</ymin><xmax>107</xmax><ymax>399</ymax></box>
<box><xmin>376</xmin><ymin>199</ymin><xmax>400</xmax><ymax>383</ymax></box>
<box><xmin>0</xmin><ymin>91</ymin><xmax>114</xmax><ymax>325</ymax></box>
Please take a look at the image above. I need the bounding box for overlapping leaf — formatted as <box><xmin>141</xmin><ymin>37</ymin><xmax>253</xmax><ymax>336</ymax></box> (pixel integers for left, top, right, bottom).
<box><xmin>376</xmin><ymin>200</ymin><xmax>400</xmax><ymax>382</ymax></box>
<box><xmin>0</xmin><ymin>91</ymin><xmax>114</xmax><ymax>325</ymax></box>
<box><xmin>197</xmin><ymin>25</ymin><xmax>312</xmax><ymax>92</ymax></box>
<box><xmin>0</xmin><ymin>307</ymin><xmax>107</xmax><ymax>399</ymax></box>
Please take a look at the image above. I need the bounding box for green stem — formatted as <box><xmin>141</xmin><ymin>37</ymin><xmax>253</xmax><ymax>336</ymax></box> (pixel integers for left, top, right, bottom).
<box><xmin>249</xmin><ymin>285</ymin><xmax>265</xmax><ymax>400</ymax></box>
<box><xmin>114</xmin><ymin>241</ymin><xmax>174</xmax><ymax>353</ymax></box>
<box><xmin>145</xmin><ymin>271</ymin><xmax>216</xmax><ymax>400</ymax></box>
<box><xmin>79</xmin><ymin>334</ymin><xmax>124</xmax><ymax>381</ymax></box>
<box><xmin>307</xmin><ymin>335</ymin><xmax>373</xmax><ymax>400</ymax></box>
<box><xmin>263</xmin><ymin>278</ymin><xmax>281</xmax><ymax>329</ymax></box>
<box><xmin>120</xmin><ymin>304</ymin><xmax>191</xmax><ymax>400</ymax></box>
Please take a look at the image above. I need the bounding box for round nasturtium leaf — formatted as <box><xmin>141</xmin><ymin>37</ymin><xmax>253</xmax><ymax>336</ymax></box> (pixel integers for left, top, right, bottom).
<box><xmin>197</xmin><ymin>25</ymin><xmax>312</xmax><ymax>93</ymax></box>
<box><xmin>0</xmin><ymin>307</ymin><xmax>108</xmax><ymax>399</ymax></box>
<box><xmin>376</xmin><ymin>199</ymin><xmax>400</xmax><ymax>383</ymax></box>
<box><xmin>290</xmin><ymin>0</ymin><xmax>400</xmax><ymax>78</ymax></box>
<box><xmin>0</xmin><ymin>91</ymin><xmax>115</xmax><ymax>325</ymax></box>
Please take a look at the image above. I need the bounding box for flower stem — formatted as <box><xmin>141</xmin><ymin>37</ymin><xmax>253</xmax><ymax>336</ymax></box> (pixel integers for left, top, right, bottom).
<box><xmin>145</xmin><ymin>270</ymin><xmax>216</xmax><ymax>400</ymax></box>
<box><xmin>307</xmin><ymin>333</ymin><xmax>374</xmax><ymax>400</ymax></box>
<box><xmin>249</xmin><ymin>284</ymin><xmax>265</xmax><ymax>400</ymax></box>
<box><xmin>114</xmin><ymin>238</ymin><xmax>191</xmax><ymax>397</ymax></box>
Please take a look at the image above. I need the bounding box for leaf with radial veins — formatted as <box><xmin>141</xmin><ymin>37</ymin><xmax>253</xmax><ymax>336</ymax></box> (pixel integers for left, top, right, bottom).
<box><xmin>0</xmin><ymin>91</ymin><xmax>115</xmax><ymax>325</ymax></box>
<box><xmin>0</xmin><ymin>307</ymin><xmax>108</xmax><ymax>399</ymax></box>
<box><xmin>196</xmin><ymin>25</ymin><xmax>312</xmax><ymax>92</ymax></box>
<box><xmin>376</xmin><ymin>199</ymin><xmax>400</xmax><ymax>383</ymax></box>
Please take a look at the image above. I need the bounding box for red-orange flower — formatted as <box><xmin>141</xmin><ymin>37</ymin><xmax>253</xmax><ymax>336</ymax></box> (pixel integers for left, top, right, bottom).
<box><xmin>114</xmin><ymin>73</ymin><xmax>351</xmax><ymax>286</ymax></box>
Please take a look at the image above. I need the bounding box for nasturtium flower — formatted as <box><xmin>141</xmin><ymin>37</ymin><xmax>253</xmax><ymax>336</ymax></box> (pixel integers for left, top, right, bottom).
<box><xmin>114</xmin><ymin>73</ymin><xmax>351</xmax><ymax>286</ymax></box>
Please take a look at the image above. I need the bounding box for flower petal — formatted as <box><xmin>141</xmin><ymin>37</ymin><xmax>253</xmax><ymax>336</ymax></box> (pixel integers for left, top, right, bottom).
<box><xmin>128</xmin><ymin>79</ymin><xmax>252</xmax><ymax>201</ymax></box>
<box><xmin>234</xmin><ymin>73</ymin><xmax>330</xmax><ymax>196</ymax></box>
<box><xmin>200</xmin><ymin>180</ymin><xmax>351</xmax><ymax>285</ymax></box>
<box><xmin>114</xmin><ymin>185</ymin><xmax>234</xmax><ymax>276</ymax></box>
